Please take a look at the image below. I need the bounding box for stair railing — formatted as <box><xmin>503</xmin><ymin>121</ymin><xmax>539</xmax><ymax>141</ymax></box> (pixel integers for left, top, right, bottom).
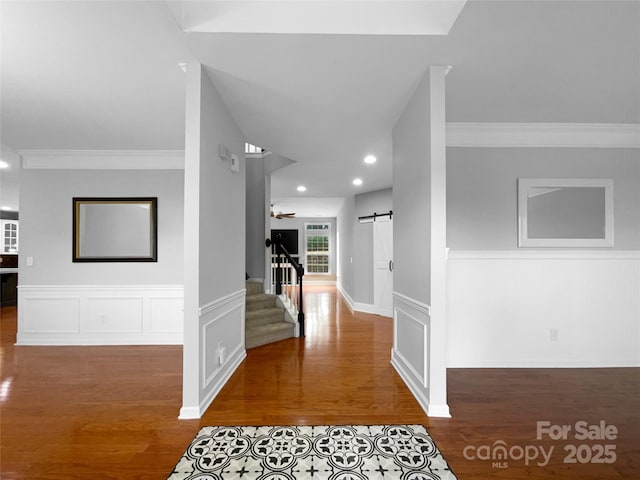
<box><xmin>266</xmin><ymin>235</ymin><xmax>305</xmax><ymax>337</ymax></box>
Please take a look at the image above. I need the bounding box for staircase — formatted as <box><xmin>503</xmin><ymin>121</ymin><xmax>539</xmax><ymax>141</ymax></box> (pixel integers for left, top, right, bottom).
<box><xmin>245</xmin><ymin>280</ymin><xmax>296</xmax><ymax>349</ymax></box>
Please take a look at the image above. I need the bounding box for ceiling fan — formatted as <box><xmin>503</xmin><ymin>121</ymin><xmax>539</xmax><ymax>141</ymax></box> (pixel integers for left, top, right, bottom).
<box><xmin>270</xmin><ymin>204</ymin><xmax>296</xmax><ymax>219</ymax></box>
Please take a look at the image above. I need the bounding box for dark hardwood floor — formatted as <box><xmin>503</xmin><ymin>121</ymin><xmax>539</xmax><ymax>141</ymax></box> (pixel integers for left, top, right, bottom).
<box><xmin>1</xmin><ymin>286</ymin><xmax>638</xmax><ymax>479</ymax></box>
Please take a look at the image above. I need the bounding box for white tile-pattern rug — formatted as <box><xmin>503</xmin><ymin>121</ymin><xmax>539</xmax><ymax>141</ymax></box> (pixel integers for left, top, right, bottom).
<box><xmin>168</xmin><ymin>424</ymin><xmax>458</xmax><ymax>480</ymax></box>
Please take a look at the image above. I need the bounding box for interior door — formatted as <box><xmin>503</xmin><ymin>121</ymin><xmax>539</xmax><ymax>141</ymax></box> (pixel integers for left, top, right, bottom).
<box><xmin>373</xmin><ymin>217</ymin><xmax>393</xmax><ymax>317</ymax></box>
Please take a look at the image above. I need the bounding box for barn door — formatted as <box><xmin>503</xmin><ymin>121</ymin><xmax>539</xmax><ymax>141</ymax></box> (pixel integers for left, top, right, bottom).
<box><xmin>373</xmin><ymin>217</ymin><xmax>393</xmax><ymax>317</ymax></box>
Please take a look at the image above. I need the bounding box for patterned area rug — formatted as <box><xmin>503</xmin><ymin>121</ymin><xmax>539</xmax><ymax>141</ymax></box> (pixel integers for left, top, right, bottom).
<box><xmin>167</xmin><ymin>424</ymin><xmax>458</xmax><ymax>480</ymax></box>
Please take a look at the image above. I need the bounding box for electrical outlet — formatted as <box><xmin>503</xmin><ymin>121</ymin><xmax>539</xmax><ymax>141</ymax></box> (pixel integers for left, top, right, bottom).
<box><xmin>550</xmin><ymin>328</ymin><xmax>559</xmax><ymax>341</ymax></box>
<box><xmin>217</xmin><ymin>342</ymin><xmax>227</xmax><ymax>365</ymax></box>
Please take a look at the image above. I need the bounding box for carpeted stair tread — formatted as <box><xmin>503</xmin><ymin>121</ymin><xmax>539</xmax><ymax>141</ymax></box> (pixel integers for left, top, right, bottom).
<box><xmin>245</xmin><ymin>280</ymin><xmax>264</xmax><ymax>296</ymax></box>
<box><xmin>246</xmin><ymin>307</ymin><xmax>286</xmax><ymax>327</ymax></box>
<box><xmin>246</xmin><ymin>322</ymin><xmax>296</xmax><ymax>349</ymax></box>
<box><xmin>246</xmin><ymin>293</ymin><xmax>278</xmax><ymax>311</ymax></box>
<box><xmin>244</xmin><ymin>280</ymin><xmax>295</xmax><ymax>349</ymax></box>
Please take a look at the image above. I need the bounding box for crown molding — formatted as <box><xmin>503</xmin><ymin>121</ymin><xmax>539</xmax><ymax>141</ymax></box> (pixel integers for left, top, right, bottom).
<box><xmin>446</xmin><ymin>123</ymin><xmax>640</xmax><ymax>148</ymax></box>
<box><xmin>20</xmin><ymin>150</ymin><xmax>185</xmax><ymax>170</ymax></box>
<box><xmin>15</xmin><ymin>124</ymin><xmax>640</xmax><ymax>171</ymax></box>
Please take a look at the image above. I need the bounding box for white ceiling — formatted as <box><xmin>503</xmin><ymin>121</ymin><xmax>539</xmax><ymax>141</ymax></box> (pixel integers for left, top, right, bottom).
<box><xmin>1</xmin><ymin>0</ymin><xmax>639</xmax><ymax>215</ymax></box>
<box><xmin>166</xmin><ymin>0</ymin><xmax>467</xmax><ymax>35</ymax></box>
<box><xmin>271</xmin><ymin>197</ymin><xmax>346</xmax><ymax>219</ymax></box>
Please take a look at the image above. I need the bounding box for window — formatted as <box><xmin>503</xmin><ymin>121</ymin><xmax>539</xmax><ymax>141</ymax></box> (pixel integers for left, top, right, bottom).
<box><xmin>305</xmin><ymin>223</ymin><xmax>330</xmax><ymax>274</ymax></box>
<box><xmin>1</xmin><ymin>221</ymin><xmax>19</xmax><ymax>254</ymax></box>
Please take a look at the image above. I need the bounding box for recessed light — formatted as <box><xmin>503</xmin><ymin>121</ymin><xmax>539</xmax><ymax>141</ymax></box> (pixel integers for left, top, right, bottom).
<box><xmin>364</xmin><ymin>155</ymin><xmax>377</xmax><ymax>165</ymax></box>
<box><xmin>0</xmin><ymin>161</ymin><xmax>8</xmax><ymax>169</ymax></box>
<box><xmin>352</xmin><ymin>178</ymin><xmax>363</xmax><ymax>186</ymax></box>
<box><xmin>297</xmin><ymin>185</ymin><xmax>307</xmax><ymax>192</ymax></box>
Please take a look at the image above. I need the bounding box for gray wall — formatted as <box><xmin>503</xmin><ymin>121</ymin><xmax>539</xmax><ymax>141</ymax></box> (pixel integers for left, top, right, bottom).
<box><xmin>392</xmin><ymin>75</ymin><xmax>432</xmax><ymax>305</ymax></box>
<box><xmin>337</xmin><ymin>196</ymin><xmax>355</xmax><ymax>296</ymax></box>
<box><xmin>353</xmin><ymin>188</ymin><xmax>393</xmax><ymax>304</ymax></box>
<box><xmin>19</xmin><ymin>168</ymin><xmax>184</xmax><ymax>285</ymax></box>
<box><xmin>336</xmin><ymin>188</ymin><xmax>393</xmax><ymax>305</ymax></box>
<box><xmin>447</xmin><ymin>147</ymin><xmax>640</xmax><ymax>251</ymax></box>
<box><xmin>355</xmin><ymin>188</ymin><xmax>393</xmax><ymax>217</ymax></box>
<box><xmin>246</xmin><ymin>156</ymin><xmax>266</xmax><ymax>279</ymax></box>
<box><xmin>196</xmin><ymin>71</ymin><xmax>246</xmax><ymax>304</ymax></box>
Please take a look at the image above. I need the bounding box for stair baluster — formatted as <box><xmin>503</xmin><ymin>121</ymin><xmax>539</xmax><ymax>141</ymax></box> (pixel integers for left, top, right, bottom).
<box><xmin>265</xmin><ymin>235</ymin><xmax>305</xmax><ymax>337</ymax></box>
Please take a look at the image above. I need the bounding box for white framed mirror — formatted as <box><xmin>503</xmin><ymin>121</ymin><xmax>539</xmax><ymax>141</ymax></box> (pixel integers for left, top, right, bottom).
<box><xmin>518</xmin><ymin>178</ymin><xmax>613</xmax><ymax>247</ymax></box>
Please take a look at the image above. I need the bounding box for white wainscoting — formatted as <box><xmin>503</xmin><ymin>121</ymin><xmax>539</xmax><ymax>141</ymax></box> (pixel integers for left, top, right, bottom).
<box><xmin>447</xmin><ymin>251</ymin><xmax>640</xmax><ymax>367</ymax></box>
<box><xmin>196</xmin><ymin>289</ymin><xmax>246</xmax><ymax>418</ymax></box>
<box><xmin>391</xmin><ymin>292</ymin><xmax>432</xmax><ymax>414</ymax></box>
<box><xmin>17</xmin><ymin>285</ymin><xmax>184</xmax><ymax>345</ymax></box>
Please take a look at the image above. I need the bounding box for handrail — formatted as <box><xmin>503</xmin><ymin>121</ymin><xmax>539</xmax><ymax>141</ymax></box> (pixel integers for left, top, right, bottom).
<box><xmin>265</xmin><ymin>235</ymin><xmax>305</xmax><ymax>337</ymax></box>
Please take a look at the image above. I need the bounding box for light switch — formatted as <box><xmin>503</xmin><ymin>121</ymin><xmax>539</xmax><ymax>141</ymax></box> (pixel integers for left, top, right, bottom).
<box><xmin>26</xmin><ymin>256</ymin><xmax>34</xmax><ymax>266</ymax></box>
<box><xmin>230</xmin><ymin>154</ymin><xmax>240</xmax><ymax>173</ymax></box>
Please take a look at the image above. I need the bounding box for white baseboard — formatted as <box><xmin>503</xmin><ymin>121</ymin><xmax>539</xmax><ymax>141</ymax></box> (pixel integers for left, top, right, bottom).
<box><xmin>17</xmin><ymin>284</ymin><xmax>183</xmax><ymax>345</ymax></box>
<box><xmin>354</xmin><ymin>302</ymin><xmax>377</xmax><ymax>315</ymax></box>
<box><xmin>336</xmin><ymin>282</ymin><xmax>355</xmax><ymax>312</ymax></box>
<box><xmin>354</xmin><ymin>302</ymin><xmax>392</xmax><ymax>317</ymax></box>
<box><xmin>391</xmin><ymin>348</ymin><xmax>451</xmax><ymax>418</ymax></box>
<box><xmin>336</xmin><ymin>283</ymin><xmax>392</xmax><ymax>317</ymax></box>
<box><xmin>427</xmin><ymin>404</ymin><xmax>452</xmax><ymax>417</ymax></box>
<box><xmin>198</xmin><ymin>343</ymin><xmax>246</xmax><ymax>418</ymax></box>
<box><xmin>178</xmin><ymin>406</ymin><xmax>201</xmax><ymax>420</ymax></box>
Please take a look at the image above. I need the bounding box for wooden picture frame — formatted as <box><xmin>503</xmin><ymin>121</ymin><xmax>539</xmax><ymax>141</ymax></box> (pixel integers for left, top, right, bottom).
<box><xmin>72</xmin><ymin>197</ymin><xmax>158</xmax><ymax>262</ymax></box>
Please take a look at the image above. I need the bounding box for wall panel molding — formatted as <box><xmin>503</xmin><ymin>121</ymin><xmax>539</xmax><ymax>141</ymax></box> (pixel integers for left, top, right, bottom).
<box><xmin>447</xmin><ymin>256</ymin><xmax>640</xmax><ymax>367</ymax></box>
<box><xmin>199</xmin><ymin>289</ymin><xmax>245</xmax><ymax>317</ymax></box>
<box><xmin>393</xmin><ymin>293</ymin><xmax>430</xmax><ymax>387</ymax></box>
<box><xmin>391</xmin><ymin>293</ymin><xmax>436</xmax><ymax>414</ymax></box>
<box><xmin>197</xmin><ymin>288</ymin><xmax>246</xmax><ymax>419</ymax></box>
<box><xmin>17</xmin><ymin>284</ymin><xmax>183</xmax><ymax>345</ymax></box>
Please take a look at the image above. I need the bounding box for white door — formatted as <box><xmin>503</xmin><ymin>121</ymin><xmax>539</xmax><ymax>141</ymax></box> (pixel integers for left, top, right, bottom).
<box><xmin>373</xmin><ymin>217</ymin><xmax>393</xmax><ymax>316</ymax></box>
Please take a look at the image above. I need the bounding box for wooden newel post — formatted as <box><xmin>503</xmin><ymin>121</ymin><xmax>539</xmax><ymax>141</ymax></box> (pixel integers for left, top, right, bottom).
<box><xmin>297</xmin><ymin>265</ymin><xmax>305</xmax><ymax>337</ymax></box>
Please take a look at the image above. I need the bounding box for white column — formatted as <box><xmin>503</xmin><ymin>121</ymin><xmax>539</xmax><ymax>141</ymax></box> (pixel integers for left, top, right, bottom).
<box><xmin>180</xmin><ymin>63</ymin><xmax>203</xmax><ymax>419</ymax></box>
<box><xmin>391</xmin><ymin>65</ymin><xmax>450</xmax><ymax>418</ymax></box>
<box><xmin>427</xmin><ymin>66</ymin><xmax>450</xmax><ymax>417</ymax></box>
